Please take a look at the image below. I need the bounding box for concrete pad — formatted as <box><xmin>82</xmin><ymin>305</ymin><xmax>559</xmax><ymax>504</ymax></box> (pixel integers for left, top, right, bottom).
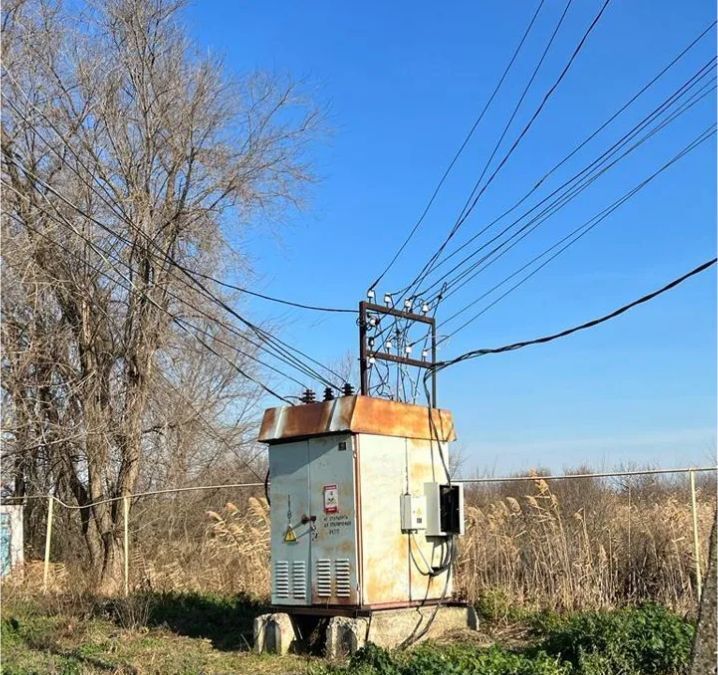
<box><xmin>253</xmin><ymin>612</ymin><xmax>298</xmax><ymax>655</ymax></box>
<box><xmin>325</xmin><ymin>616</ymin><xmax>370</xmax><ymax>658</ymax></box>
<box><xmin>367</xmin><ymin>605</ymin><xmax>478</xmax><ymax>649</ymax></box>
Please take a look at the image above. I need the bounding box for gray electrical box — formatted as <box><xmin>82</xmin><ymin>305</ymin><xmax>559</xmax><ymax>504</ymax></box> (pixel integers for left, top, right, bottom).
<box><xmin>400</xmin><ymin>494</ymin><xmax>427</xmax><ymax>532</ymax></box>
<box><xmin>424</xmin><ymin>482</ymin><xmax>465</xmax><ymax>537</ymax></box>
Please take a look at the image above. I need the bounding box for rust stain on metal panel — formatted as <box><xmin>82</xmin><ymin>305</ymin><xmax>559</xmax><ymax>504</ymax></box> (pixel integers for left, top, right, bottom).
<box><xmin>364</xmin><ymin>531</ymin><xmax>409</xmax><ymax>603</ymax></box>
<box><xmin>259</xmin><ymin>396</ymin><xmax>455</xmax><ymax>443</ymax></box>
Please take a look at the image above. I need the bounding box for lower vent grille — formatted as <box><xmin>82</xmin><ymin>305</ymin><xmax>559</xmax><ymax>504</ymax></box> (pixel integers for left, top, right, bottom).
<box><xmin>292</xmin><ymin>561</ymin><xmax>307</xmax><ymax>599</ymax></box>
<box><xmin>274</xmin><ymin>560</ymin><xmax>289</xmax><ymax>599</ymax></box>
<box><xmin>335</xmin><ymin>559</ymin><xmax>351</xmax><ymax>597</ymax></box>
<box><xmin>316</xmin><ymin>558</ymin><xmax>331</xmax><ymax>597</ymax></box>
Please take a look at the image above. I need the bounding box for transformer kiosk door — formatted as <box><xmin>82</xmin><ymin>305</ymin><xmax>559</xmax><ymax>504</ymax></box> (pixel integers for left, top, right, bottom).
<box><xmin>269</xmin><ymin>440</ymin><xmax>312</xmax><ymax>606</ymax></box>
<box><xmin>309</xmin><ymin>434</ymin><xmax>359</xmax><ymax>605</ymax></box>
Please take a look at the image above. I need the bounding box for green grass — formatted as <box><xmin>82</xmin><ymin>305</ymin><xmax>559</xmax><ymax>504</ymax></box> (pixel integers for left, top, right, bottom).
<box><xmin>0</xmin><ymin>593</ymin><xmax>695</xmax><ymax>675</ymax></box>
<box><xmin>1</xmin><ymin>591</ymin><xmax>307</xmax><ymax>674</ymax></box>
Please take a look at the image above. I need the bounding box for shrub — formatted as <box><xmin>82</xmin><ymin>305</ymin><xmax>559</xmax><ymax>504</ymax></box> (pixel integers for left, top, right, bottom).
<box><xmin>313</xmin><ymin>642</ymin><xmax>568</xmax><ymax>675</ymax></box>
<box><xmin>538</xmin><ymin>604</ymin><xmax>694</xmax><ymax>674</ymax></box>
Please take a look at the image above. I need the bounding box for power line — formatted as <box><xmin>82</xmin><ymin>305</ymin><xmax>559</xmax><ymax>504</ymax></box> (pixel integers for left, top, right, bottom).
<box><xmin>367</xmin><ymin>0</ymin><xmax>547</xmax><ymax>293</ymax></box>
<box><xmin>2</xmin><ymin>93</ymin><xmax>345</xmax><ymax>388</ymax></box>
<box><xmin>420</xmin><ymin>68</ymin><xmax>716</xmax><ymax>308</ymax></box>
<box><xmin>450</xmin><ymin>0</ymin><xmax>573</xmax><ymax>240</ymax></box>
<box><xmin>415</xmin><ymin>60</ymin><xmax>716</xmax><ymax>303</ymax></box>
<box><xmin>432</xmin><ymin>257</ymin><xmax>716</xmax><ymax>373</ymax></box>
<box><xmin>438</xmin><ymin>124</ymin><xmax>716</xmax><ymax>340</ymax></box>
<box><xmin>4</xmin><ymin>206</ymin><xmax>299</xmax><ymax>405</ymax></box>
<box><xmin>437</xmin><ymin>123</ymin><xmax>716</xmax><ymax>338</ymax></box>
<box><xmin>400</xmin><ymin>0</ymin><xmax>612</xmax><ymax>303</ymax></box>
<box><xmin>2</xmin><ymin>187</ymin><xmax>319</xmax><ymax>391</ymax></box>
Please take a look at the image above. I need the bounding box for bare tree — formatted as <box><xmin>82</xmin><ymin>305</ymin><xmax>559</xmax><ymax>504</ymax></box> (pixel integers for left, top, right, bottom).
<box><xmin>1</xmin><ymin>0</ymin><xmax>319</xmax><ymax>592</ymax></box>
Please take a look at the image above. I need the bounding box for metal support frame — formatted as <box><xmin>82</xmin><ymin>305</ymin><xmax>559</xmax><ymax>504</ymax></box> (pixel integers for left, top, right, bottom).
<box><xmin>359</xmin><ymin>301</ymin><xmax>437</xmax><ymax>406</ymax></box>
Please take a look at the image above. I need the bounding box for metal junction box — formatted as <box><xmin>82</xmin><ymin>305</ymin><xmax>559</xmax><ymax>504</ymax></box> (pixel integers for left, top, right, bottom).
<box><xmin>259</xmin><ymin>395</ymin><xmax>461</xmax><ymax>611</ymax></box>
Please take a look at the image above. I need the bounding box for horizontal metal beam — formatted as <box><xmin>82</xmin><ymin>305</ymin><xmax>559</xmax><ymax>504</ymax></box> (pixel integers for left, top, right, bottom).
<box><xmin>368</xmin><ymin>351</ymin><xmax>434</xmax><ymax>370</ymax></box>
<box><xmin>362</xmin><ymin>301</ymin><xmax>434</xmax><ymax>325</ymax></box>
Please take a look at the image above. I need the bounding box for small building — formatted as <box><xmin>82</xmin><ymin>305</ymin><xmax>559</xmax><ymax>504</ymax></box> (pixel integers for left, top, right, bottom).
<box><xmin>255</xmin><ymin>395</ymin><xmax>474</xmax><ymax>654</ymax></box>
<box><xmin>0</xmin><ymin>504</ymin><xmax>24</xmax><ymax>577</ymax></box>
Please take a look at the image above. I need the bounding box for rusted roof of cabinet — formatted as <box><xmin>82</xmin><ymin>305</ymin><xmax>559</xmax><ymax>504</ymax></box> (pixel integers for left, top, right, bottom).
<box><xmin>258</xmin><ymin>395</ymin><xmax>456</xmax><ymax>443</ymax></box>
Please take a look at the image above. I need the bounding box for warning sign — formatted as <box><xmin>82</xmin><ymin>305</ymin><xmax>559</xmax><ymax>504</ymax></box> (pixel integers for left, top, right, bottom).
<box><xmin>284</xmin><ymin>525</ymin><xmax>297</xmax><ymax>543</ymax></box>
<box><xmin>323</xmin><ymin>484</ymin><xmax>339</xmax><ymax>513</ymax></box>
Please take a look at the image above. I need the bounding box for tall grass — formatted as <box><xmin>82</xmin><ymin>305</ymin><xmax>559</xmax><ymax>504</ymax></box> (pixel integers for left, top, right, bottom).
<box><xmin>6</xmin><ymin>472</ymin><xmax>714</xmax><ymax>615</ymax></box>
<box><xmin>456</xmin><ymin>475</ymin><xmax>715</xmax><ymax>615</ymax></box>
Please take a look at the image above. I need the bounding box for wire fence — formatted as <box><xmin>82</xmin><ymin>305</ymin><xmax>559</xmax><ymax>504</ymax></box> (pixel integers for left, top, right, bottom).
<box><xmin>8</xmin><ymin>465</ymin><xmax>717</xmax><ymax>603</ymax></box>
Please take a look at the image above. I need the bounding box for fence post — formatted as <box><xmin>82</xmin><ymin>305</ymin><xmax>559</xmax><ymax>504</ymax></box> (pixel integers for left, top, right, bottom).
<box><xmin>43</xmin><ymin>495</ymin><xmax>54</xmax><ymax>594</ymax></box>
<box><xmin>689</xmin><ymin>469</ymin><xmax>702</xmax><ymax>600</ymax></box>
<box><xmin>123</xmin><ymin>495</ymin><xmax>130</xmax><ymax>597</ymax></box>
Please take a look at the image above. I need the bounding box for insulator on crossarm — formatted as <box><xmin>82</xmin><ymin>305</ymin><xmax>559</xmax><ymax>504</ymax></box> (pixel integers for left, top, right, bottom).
<box><xmin>323</xmin><ymin>387</ymin><xmax>334</xmax><ymax>402</ymax></box>
<box><xmin>300</xmin><ymin>388</ymin><xmax>316</xmax><ymax>404</ymax></box>
<box><xmin>342</xmin><ymin>382</ymin><xmax>355</xmax><ymax>396</ymax></box>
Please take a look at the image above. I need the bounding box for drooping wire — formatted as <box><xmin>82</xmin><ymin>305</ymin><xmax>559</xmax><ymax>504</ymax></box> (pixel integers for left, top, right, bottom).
<box><xmin>430</xmin><ymin>257</ymin><xmax>717</xmax><ymax>373</ymax></box>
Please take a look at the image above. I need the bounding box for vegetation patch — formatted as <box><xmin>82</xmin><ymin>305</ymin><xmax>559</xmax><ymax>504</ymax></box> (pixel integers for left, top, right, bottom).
<box><xmin>312</xmin><ymin>605</ymin><xmax>695</xmax><ymax>675</ymax></box>
<box><xmin>1</xmin><ymin>595</ymin><xmax>696</xmax><ymax>675</ymax></box>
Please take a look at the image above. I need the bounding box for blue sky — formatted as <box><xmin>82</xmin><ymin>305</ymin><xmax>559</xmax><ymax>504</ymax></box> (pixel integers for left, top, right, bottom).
<box><xmin>185</xmin><ymin>0</ymin><xmax>716</xmax><ymax>475</ymax></box>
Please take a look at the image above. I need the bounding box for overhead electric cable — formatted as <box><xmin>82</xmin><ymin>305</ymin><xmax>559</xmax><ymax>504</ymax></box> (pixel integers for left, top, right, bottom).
<box><xmin>416</xmin><ymin>57</ymin><xmax>715</xmax><ymax>298</ymax></box>
<box><xmin>401</xmin><ymin>0</ymin><xmax>612</xmax><ymax>301</ymax></box>
<box><xmin>3</xmin><ymin>86</ymin><xmax>354</xmax><ymax>316</ymax></box>
<box><xmin>367</xmin><ymin>0</ymin><xmax>547</xmax><ymax>292</ymax></box>
<box><xmin>436</xmin><ymin>123</ymin><xmax>716</xmax><ymax>339</ymax></box>
<box><xmin>1</xmin><ymin>169</ymin><xmax>335</xmax><ymax>392</ymax></box>
<box><xmin>451</xmin><ymin>0</ymin><xmax>573</xmax><ymax>230</ymax></box>
<box><xmin>430</xmin><ymin>257</ymin><xmax>716</xmax><ymax>373</ymax></box>
<box><xmin>5</xmin><ymin>203</ymin><xmax>320</xmax><ymax>393</ymax></box>
<box><xmin>3</xmin><ymin>155</ymin><xmax>344</xmax><ymax>389</ymax></box>
<box><xmin>418</xmin><ymin>68</ymin><xmax>716</xmax><ymax>305</ymax></box>
<box><xmin>3</xmin><ymin>206</ymin><xmax>298</xmax><ymax>405</ymax></box>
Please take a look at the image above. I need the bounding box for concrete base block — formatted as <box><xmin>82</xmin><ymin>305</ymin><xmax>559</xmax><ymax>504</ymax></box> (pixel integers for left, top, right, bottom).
<box><xmin>254</xmin><ymin>612</ymin><xmax>298</xmax><ymax>655</ymax></box>
<box><xmin>325</xmin><ymin>616</ymin><xmax>370</xmax><ymax>658</ymax></box>
<box><xmin>366</xmin><ymin>605</ymin><xmax>479</xmax><ymax>649</ymax></box>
